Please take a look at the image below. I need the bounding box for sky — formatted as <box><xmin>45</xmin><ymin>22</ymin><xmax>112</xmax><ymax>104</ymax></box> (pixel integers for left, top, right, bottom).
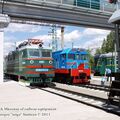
<box><xmin>4</xmin><ymin>23</ymin><xmax>111</xmax><ymax>56</ymax></box>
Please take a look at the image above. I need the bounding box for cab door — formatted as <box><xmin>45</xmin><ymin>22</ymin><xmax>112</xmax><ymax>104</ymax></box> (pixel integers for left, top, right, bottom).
<box><xmin>19</xmin><ymin>51</ymin><xmax>23</xmax><ymax>72</ymax></box>
<box><xmin>100</xmin><ymin>58</ymin><xmax>106</xmax><ymax>75</ymax></box>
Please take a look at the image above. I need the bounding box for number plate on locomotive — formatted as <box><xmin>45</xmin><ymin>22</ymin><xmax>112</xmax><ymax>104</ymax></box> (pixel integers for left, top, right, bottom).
<box><xmin>79</xmin><ymin>70</ymin><xmax>83</xmax><ymax>72</ymax></box>
<box><xmin>36</xmin><ymin>69</ymin><xmax>48</xmax><ymax>71</ymax></box>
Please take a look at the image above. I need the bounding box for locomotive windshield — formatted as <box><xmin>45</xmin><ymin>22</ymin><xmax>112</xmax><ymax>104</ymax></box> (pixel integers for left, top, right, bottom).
<box><xmin>61</xmin><ymin>54</ymin><xmax>66</xmax><ymax>59</ymax></box>
<box><xmin>41</xmin><ymin>50</ymin><xmax>51</xmax><ymax>57</ymax></box>
<box><xmin>80</xmin><ymin>54</ymin><xmax>88</xmax><ymax>60</ymax></box>
<box><xmin>76</xmin><ymin>54</ymin><xmax>88</xmax><ymax>60</ymax></box>
<box><xmin>28</xmin><ymin>49</ymin><xmax>40</xmax><ymax>58</ymax></box>
<box><xmin>68</xmin><ymin>54</ymin><xmax>75</xmax><ymax>60</ymax></box>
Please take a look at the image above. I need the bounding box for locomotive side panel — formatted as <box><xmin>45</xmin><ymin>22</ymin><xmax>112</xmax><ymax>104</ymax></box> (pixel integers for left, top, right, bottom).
<box><xmin>4</xmin><ymin>51</ymin><xmax>19</xmax><ymax>80</ymax></box>
<box><xmin>94</xmin><ymin>53</ymin><xmax>118</xmax><ymax>76</ymax></box>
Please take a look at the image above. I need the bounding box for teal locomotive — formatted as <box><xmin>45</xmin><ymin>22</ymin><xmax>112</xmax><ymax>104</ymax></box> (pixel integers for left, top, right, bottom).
<box><xmin>93</xmin><ymin>53</ymin><xmax>118</xmax><ymax>75</ymax></box>
<box><xmin>4</xmin><ymin>39</ymin><xmax>54</xmax><ymax>85</ymax></box>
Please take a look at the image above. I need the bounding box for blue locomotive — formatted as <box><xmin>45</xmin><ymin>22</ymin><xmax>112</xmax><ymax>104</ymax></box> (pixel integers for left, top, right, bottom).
<box><xmin>52</xmin><ymin>48</ymin><xmax>91</xmax><ymax>84</ymax></box>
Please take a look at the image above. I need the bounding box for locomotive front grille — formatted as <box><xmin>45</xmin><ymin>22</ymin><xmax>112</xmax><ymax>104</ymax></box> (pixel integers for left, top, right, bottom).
<box><xmin>79</xmin><ymin>73</ymin><xmax>87</xmax><ymax>79</ymax></box>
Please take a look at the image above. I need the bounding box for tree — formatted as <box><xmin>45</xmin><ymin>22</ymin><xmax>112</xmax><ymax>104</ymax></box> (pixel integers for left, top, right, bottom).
<box><xmin>107</xmin><ymin>31</ymin><xmax>115</xmax><ymax>52</ymax></box>
<box><xmin>95</xmin><ymin>48</ymin><xmax>102</xmax><ymax>55</ymax></box>
<box><xmin>87</xmin><ymin>49</ymin><xmax>94</xmax><ymax>69</ymax></box>
<box><xmin>101</xmin><ymin>38</ymin><xmax>107</xmax><ymax>53</ymax></box>
<box><xmin>95</xmin><ymin>31</ymin><xmax>115</xmax><ymax>54</ymax></box>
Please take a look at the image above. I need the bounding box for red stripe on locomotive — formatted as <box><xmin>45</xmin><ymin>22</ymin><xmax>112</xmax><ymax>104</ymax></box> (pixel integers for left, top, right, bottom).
<box><xmin>25</xmin><ymin>65</ymin><xmax>53</xmax><ymax>69</ymax></box>
<box><xmin>55</xmin><ymin>69</ymin><xmax>69</xmax><ymax>74</ymax></box>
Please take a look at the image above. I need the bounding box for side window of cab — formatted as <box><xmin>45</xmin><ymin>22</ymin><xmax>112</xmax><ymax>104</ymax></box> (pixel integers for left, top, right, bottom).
<box><xmin>22</xmin><ymin>50</ymin><xmax>27</xmax><ymax>58</ymax></box>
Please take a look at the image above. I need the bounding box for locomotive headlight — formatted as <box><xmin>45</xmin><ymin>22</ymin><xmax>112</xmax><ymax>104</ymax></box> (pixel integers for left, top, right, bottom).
<box><xmin>22</xmin><ymin>61</ymin><xmax>26</xmax><ymax>64</ymax></box>
<box><xmin>30</xmin><ymin>60</ymin><xmax>34</xmax><ymax>64</ymax></box>
<box><xmin>39</xmin><ymin>61</ymin><xmax>44</xmax><ymax>64</ymax></box>
<box><xmin>49</xmin><ymin>60</ymin><xmax>53</xmax><ymax>64</ymax></box>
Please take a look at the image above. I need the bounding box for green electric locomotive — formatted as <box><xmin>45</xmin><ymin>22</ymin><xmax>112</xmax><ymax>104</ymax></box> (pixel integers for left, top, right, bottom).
<box><xmin>93</xmin><ymin>53</ymin><xmax>118</xmax><ymax>75</ymax></box>
<box><xmin>4</xmin><ymin>39</ymin><xmax>54</xmax><ymax>85</ymax></box>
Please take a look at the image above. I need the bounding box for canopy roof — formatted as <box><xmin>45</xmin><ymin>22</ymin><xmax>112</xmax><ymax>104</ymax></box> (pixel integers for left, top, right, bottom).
<box><xmin>108</xmin><ymin>9</ymin><xmax>120</xmax><ymax>24</ymax></box>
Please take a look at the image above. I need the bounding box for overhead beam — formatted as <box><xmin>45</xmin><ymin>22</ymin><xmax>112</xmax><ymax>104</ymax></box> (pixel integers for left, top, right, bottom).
<box><xmin>0</xmin><ymin>1</ymin><xmax>114</xmax><ymax>30</ymax></box>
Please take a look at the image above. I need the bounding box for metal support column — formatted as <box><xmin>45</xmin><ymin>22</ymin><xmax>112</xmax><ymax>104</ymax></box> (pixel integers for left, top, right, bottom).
<box><xmin>107</xmin><ymin>25</ymin><xmax>120</xmax><ymax>106</ymax></box>
<box><xmin>0</xmin><ymin>14</ymin><xmax>10</xmax><ymax>83</ymax></box>
<box><xmin>61</xmin><ymin>27</ymin><xmax>64</xmax><ymax>50</ymax></box>
<box><xmin>115</xmin><ymin>24</ymin><xmax>120</xmax><ymax>73</ymax></box>
<box><xmin>0</xmin><ymin>29</ymin><xmax>4</xmax><ymax>83</ymax></box>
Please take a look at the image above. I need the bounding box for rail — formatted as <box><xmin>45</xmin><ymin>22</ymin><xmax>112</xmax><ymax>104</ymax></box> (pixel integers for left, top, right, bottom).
<box><xmin>37</xmin><ymin>84</ymin><xmax>120</xmax><ymax>116</ymax></box>
<box><xmin>77</xmin><ymin>83</ymin><xmax>110</xmax><ymax>91</ymax></box>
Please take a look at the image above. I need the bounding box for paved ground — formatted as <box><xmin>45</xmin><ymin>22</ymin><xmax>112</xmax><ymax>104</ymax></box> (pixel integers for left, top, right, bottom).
<box><xmin>54</xmin><ymin>75</ymin><xmax>111</xmax><ymax>100</ymax></box>
<box><xmin>0</xmin><ymin>80</ymin><xmax>119</xmax><ymax>120</ymax></box>
<box><xmin>54</xmin><ymin>82</ymin><xmax>108</xmax><ymax>99</ymax></box>
<box><xmin>91</xmin><ymin>75</ymin><xmax>112</xmax><ymax>86</ymax></box>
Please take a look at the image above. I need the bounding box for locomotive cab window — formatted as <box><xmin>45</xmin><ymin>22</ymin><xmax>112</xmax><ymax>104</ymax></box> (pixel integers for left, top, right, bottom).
<box><xmin>97</xmin><ymin>59</ymin><xmax>101</xmax><ymax>65</ymax></box>
<box><xmin>68</xmin><ymin>54</ymin><xmax>75</xmax><ymax>60</ymax></box>
<box><xmin>107</xmin><ymin>59</ymin><xmax>112</xmax><ymax>65</ymax></box>
<box><xmin>41</xmin><ymin>50</ymin><xmax>51</xmax><ymax>57</ymax></box>
<box><xmin>81</xmin><ymin>54</ymin><xmax>88</xmax><ymax>60</ymax></box>
<box><xmin>28</xmin><ymin>49</ymin><xmax>40</xmax><ymax>58</ymax></box>
<box><xmin>61</xmin><ymin>54</ymin><xmax>66</xmax><ymax>59</ymax></box>
<box><xmin>22</xmin><ymin>50</ymin><xmax>28</xmax><ymax>58</ymax></box>
<box><xmin>76</xmin><ymin>54</ymin><xmax>79</xmax><ymax>60</ymax></box>
<box><xmin>116</xmin><ymin>59</ymin><xmax>118</xmax><ymax>64</ymax></box>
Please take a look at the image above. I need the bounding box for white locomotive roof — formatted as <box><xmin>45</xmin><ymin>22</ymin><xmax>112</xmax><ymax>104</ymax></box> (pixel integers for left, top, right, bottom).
<box><xmin>16</xmin><ymin>40</ymin><xmax>52</xmax><ymax>51</ymax></box>
<box><xmin>108</xmin><ymin>9</ymin><xmax>120</xmax><ymax>24</ymax></box>
<box><xmin>18</xmin><ymin>45</ymin><xmax>39</xmax><ymax>51</ymax></box>
<box><xmin>18</xmin><ymin>45</ymin><xmax>52</xmax><ymax>51</ymax></box>
<box><xmin>100</xmin><ymin>52</ymin><xmax>118</xmax><ymax>58</ymax></box>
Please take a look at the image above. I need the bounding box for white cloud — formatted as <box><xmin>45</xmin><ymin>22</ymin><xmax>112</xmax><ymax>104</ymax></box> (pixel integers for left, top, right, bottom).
<box><xmin>81</xmin><ymin>37</ymin><xmax>103</xmax><ymax>49</ymax></box>
<box><xmin>81</xmin><ymin>28</ymin><xmax>110</xmax><ymax>49</ymax></box>
<box><xmin>4</xmin><ymin>26</ymin><xmax>111</xmax><ymax>55</ymax></box>
<box><xmin>46</xmin><ymin>29</ymin><xmax>82</xmax><ymax>49</ymax></box>
<box><xmin>60</xmin><ymin>28</ymin><xmax>110</xmax><ymax>51</ymax></box>
<box><xmin>5</xmin><ymin>23</ymin><xmax>41</xmax><ymax>33</ymax></box>
<box><xmin>77</xmin><ymin>35</ymin><xmax>110</xmax><ymax>55</ymax></box>
<box><xmin>83</xmin><ymin>28</ymin><xmax>110</xmax><ymax>36</ymax></box>
<box><xmin>31</xmin><ymin>28</ymin><xmax>110</xmax><ymax>51</ymax></box>
<box><xmin>64</xmin><ymin>30</ymin><xmax>81</xmax><ymax>42</ymax></box>
<box><xmin>4</xmin><ymin>42</ymin><xmax>16</xmax><ymax>55</ymax></box>
<box><xmin>4</xmin><ymin>35</ymin><xmax>17</xmax><ymax>42</ymax></box>
<box><xmin>32</xmin><ymin>35</ymin><xmax>52</xmax><ymax>47</ymax></box>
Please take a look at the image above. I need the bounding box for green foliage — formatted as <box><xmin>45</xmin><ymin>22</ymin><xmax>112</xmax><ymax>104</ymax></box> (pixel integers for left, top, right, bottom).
<box><xmin>87</xmin><ymin>49</ymin><xmax>94</xmax><ymax>69</ymax></box>
<box><xmin>95</xmin><ymin>31</ymin><xmax>115</xmax><ymax>54</ymax></box>
<box><xmin>95</xmin><ymin>48</ymin><xmax>102</xmax><ymax>55</ymax></box>
<box><xmin>101</xmin><ymin>31</ymin><xmax>115</xmax><ymax>53</ymax></box>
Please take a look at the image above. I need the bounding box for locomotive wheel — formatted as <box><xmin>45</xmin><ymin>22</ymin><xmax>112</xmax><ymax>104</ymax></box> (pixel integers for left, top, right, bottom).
<box><xmin>67</xmin><ymin>77</ymin><xmax>73</xmax><ymax>85</ymax></box>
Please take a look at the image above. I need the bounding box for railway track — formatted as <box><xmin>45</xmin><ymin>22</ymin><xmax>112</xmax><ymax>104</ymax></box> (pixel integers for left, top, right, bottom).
<box><xmin>76</xmin><ymin>83</ymin><xmax>110</xmax><ymax>92</ymax></box>
<box><xmin>39</xmin><ymin>84</ymin><xmax>120</xmax><ymax>116</ymax></box>
<box><xmin>53</xmin><ymin>81</ymin><xmax>110</xmax><ymax>92</ymax></box>
<box><xmin>17</xmin><ymin>79</ymin><xmax>120</xmax><ymax>116</ymax></box>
